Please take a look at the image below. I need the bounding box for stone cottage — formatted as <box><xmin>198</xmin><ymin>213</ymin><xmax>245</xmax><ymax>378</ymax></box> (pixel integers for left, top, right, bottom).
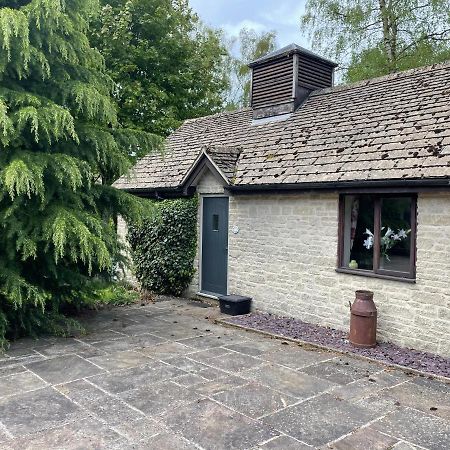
<box><xmin>114</xmin><ymin>44</ymin><xmax>450</xmax><ymax>357</ymax></box>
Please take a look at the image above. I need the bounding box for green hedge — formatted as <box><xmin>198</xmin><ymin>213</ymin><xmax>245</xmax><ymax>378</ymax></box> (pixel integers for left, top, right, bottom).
<box><xmin>128</xmin><ymin>197</ymin><xmax>198</xmax><ymax>296</ymax></box>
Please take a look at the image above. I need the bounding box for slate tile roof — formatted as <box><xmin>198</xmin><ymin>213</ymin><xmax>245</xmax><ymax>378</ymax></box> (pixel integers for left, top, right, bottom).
<box><xmin>205</xmin><ymin>146</ymin><xmax>242</xmax><ymax>181</ymax></box>
<box><xmin>114</xmin><ymin>62</ymin><xmax>450</xmax><ymax>192</ymax></box>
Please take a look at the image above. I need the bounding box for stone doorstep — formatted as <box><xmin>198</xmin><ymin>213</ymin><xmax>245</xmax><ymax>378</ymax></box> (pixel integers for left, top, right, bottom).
<box><xmin>215</xmin><ymin>318</ymin><xmax>450</xmax><ymax>384</ymax></box>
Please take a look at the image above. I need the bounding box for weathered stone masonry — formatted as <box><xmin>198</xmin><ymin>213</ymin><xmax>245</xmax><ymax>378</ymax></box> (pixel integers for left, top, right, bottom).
<box><xmin>117</xmin><ymin>216</ymin><xmax>138</xmax><ymax>286</ymax></box>
<box><xmin>226</xmin><ymin>192</ymin><xmax>450</xmax><ymax>357</ymax></box>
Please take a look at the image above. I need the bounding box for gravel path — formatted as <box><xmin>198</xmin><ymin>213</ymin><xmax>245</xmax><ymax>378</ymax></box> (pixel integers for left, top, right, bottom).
<box><xmin>224</xmin><ymin>312</ymin><xmax>450</xmax><ymax>379</ymax></box>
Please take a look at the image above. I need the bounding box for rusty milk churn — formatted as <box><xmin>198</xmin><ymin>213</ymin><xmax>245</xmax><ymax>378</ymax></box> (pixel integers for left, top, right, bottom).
<box><xmin>349</xmin><ymin>290</ymin><xmax>377</xmax><ymax>348</ymax></box>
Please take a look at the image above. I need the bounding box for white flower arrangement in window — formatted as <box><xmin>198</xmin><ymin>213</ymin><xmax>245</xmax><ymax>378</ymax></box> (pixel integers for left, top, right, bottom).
<box><xmin>364</xmin><ymin>227</ymin><xmax>411</xmax><ymax>261</ymax></box>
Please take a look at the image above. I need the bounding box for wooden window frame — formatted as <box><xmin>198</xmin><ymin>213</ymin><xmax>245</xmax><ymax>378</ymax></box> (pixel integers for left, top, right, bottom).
<box><xmin>337</xmin><ymin>193</ymin><xmax>417</xmax><ymax>282</ymax></box>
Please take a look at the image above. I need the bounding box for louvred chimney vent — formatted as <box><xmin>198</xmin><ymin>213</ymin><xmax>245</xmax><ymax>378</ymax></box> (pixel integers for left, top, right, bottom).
<box><xmin>249</xmin><ymin>44</ymin><xmax>337</xmax><ymax>120</ymax></box>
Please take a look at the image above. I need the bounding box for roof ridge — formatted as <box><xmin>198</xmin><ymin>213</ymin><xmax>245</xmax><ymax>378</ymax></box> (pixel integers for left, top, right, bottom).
<box><xmin>312</xmin><ymin>60</ymin><xmax>450</xmax><ymax>97</ymax></box>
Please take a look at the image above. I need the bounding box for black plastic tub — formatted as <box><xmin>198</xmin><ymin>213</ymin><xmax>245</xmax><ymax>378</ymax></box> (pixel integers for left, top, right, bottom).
<box><xmin>218</xmin><ymin>295</ymin><xmax>252</xmax><ymax>316</ymax></box>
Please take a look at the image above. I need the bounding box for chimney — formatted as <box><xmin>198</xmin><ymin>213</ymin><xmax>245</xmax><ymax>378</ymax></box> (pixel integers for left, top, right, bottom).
<box><xmin>249</xmin><ymin>44</ymin><xmax>337</xmax><ymax>120</ymax></box>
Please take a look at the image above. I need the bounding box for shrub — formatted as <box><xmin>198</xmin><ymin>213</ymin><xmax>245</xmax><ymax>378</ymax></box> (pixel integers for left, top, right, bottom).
<box><xmin>128</xmin><ymin>197</ymin><xmax>198</xmax><ymax>296</ymax></box>
<box><xmin>78</xmin><ymin>281</ymin><xmax>140</xmax><ymax>308</ymax></box>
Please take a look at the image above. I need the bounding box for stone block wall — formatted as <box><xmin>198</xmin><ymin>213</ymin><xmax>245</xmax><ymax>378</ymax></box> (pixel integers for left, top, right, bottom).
<box><xmin>227</xmin><ymin>192</ymin><xmax>450</xmax><ymax>357</ymax></box>
<box><xmin>116</xmin><ymin>216</ymin><xmax>138</xmax><ymax>286</ymax></box>
<box><xmin>196</xmin><ymin>169</ymin><xmax>226</xmax><ymax>195</ymax></box>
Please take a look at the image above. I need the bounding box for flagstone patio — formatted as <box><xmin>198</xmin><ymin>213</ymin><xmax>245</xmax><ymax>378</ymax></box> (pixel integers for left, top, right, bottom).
<box><xmin>0</xmin><ymin>298</ymin><xmax>449</xmax><ymax>449</ymax></box>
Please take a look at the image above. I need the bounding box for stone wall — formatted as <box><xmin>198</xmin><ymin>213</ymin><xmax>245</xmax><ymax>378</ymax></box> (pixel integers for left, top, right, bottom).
<box><xmin>196</xmin><ymin>169</ymin><xmax>226</xmax><ymax>195</ymax></box>
<box><xmin>116</xmin><ymin>216</ymin><xmax>138</xmax><ymax>286</ymax></box>
<box><xmin>226</xmin><ymin>192</ymin><xmax>450</xmax><ymax>357</ymax></box>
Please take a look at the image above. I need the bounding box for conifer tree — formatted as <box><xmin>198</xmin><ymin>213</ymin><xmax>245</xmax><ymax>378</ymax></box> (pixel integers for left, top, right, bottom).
<box><xmin>0</xmin><ymin>0</ymin><xmax>160</xmax><ymax>346</ymax></box>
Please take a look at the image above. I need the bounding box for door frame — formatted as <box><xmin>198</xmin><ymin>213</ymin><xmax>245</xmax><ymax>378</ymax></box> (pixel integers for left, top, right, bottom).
<box><xmin>198</xmin><ymin>194</ymin><xmax>229</xmax><ymax>298</ymax></box>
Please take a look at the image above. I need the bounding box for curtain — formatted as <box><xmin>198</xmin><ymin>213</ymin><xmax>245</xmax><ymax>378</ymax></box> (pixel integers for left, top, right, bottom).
<box><xmin>350</xmin><ymin>197</ymin><xmax>359</xmax><ymax>250</ymax></box>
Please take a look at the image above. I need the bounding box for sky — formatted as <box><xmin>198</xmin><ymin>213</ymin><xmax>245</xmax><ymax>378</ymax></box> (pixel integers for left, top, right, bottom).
<box><xmin>189</xmin><ymin>0</ymin><xmax>309</xmax><ymax>50</ymax></box>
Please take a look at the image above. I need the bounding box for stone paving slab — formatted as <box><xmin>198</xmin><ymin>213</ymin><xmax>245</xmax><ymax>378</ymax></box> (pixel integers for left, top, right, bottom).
<box><xmin>0</xmin><ymin>371</ymin><xmax>47</xmax><ymax>398</ymax></box>
<box><xmin>88</xmin><ymin>362</ymin><xmax>186</xmax><ymax>394</ymax></box>
<box><xmin>24</xmin><ymin>354</ymin><xmax>104</xmax><ymax>385</ymax></box>
<box><xmin>0</xmin><ymin>387</ymin><xmax>85</xmax><ymax>437</ymax></box>
<box><xmin>111</xmin><ymin>417</ymin><xmax>163</xmax><ymax>444</ymax></box>
<box><xmin>328</xmin><ymin>369</ymin><xmax>406</xmax><ymax>401</ymax></box>
<box><xmin>119</xmin><ymin>380</ymin><xmax>200</xmax><ymax>416</ymax></box>
<box><xmin>299</xmin><ymin>357</ymin><xmax>376</xmax><ymax>385</ymax></box>
<box><xmin>0</xmin><ymin>297</ymin><xmax>448</xmax><ymax>449</ymax></box>
<box><xmin>376</xmin><ymin>377</ymin><xmax>450</xmax><ymax>421</ymax></box>
<box><xmin>138</xmin><ymin>431</ymin><xmax>197</xmax><ymax>450</ymax></box>
<box><xmin>257</xmin><ymin>435</ymin><xmax>312</xmax><ymax>449</ymax></box>
<box><xmin>213</xmin><ymin>381</ymin><xmax>297</xmax><ymax>419</ymax></box>
<box><xmin>224</xmin><ymin>340</ymin><xmax>282</xmax><ymax>357</ymax></box>
<box><xmin>372</xmin><ymin>407</ymin><xmax>450</xmax><ymax>450</ymax></box>
<box><xmin>162</xmin><ymin>355</ymin><xmax>212</xmax><ymax>373</ymax></box>
<box><xmin>89</xmin><ymin>350</ymin><xmax>154</xmax><ymax>371</ymax></box>
<box><xmin>193</xmin><ymin>374</ymin><xmax>248</xmax><ymax>396</ymax></box>
<box><xmin>261</xmin><ymin>345</ymin><xmax>334</xmax><ymax>369</ymax></box>
<box><xmin>161</xmin><ymin>398</ymin><xmax>278</xmax><ymax>450</ymax></box>
<box><xmin>172</xmin><ymin>372</ymin><xmax>210</xmax><ymax>387</ymax></box>
<box><xmin>262</xmin><ymin>392</ymin><xmax>381</xmax><ymax>447</ymax></box>
<box><xmin>91</xmin><ymin>333</ymin><xmax>166</xmax><ymax>353</ymax></box>
<box><xmin>187</xmin><ymin>346</ymin><xmax>233</xmax><ymax>363</ymax></box>
<box><xmin>322</xmin><ymin>426</ymin><xmax>399</xmax><ymax>450</ymax></box>
<box><xmin>205</xmin><ymin>351</ymin><xmax>265</xmax><ymax>373</ymax></box>
<box><xmin>77</xmin><ymin>329</ymin><xmax>128</xmax><ymax>343</ymax></box>
<box><xmin>56</xmin><ymin>380</ymin><xmax>145</xmax><ymax>426</ymax></box>
<box><xmin>178</xmin><ymin>334</ymin><xmax>239</xmax><ymax>350</ymax></box>
<box><xmin>0</xmin><ymin>423</ymin><xmax>12</xmax><ymax>444</ymax></box>
<box><xmin>0</xmin><ymin>417</ymin><xmax>128</xmax><ymax>449</ymax></box>
<box><xmin>196</xmin><ymin>365</ymin><xmax>235</xmax><ymax>381</ymax></box>
<box><xmin>0</xmin><ymin>366</ymin><xmax>27</xmax><ymax>378</ymax></box>
<box><xmin>138</xmin><ymin>341</ymin><xmax>193</xmax><ymax>359</ymax></box>
<box><xmin>0</xmin><ymin>354</ymin><xmax>44</xmax><ymax>371</ymax></box>
<box><xmin>37</xmin><ymin>338</ymin><xmax>94</xmax><ymax>357</ymax></box>
<box><xmin>391</xmin><ymin>442</ymin><xmax>424</xmax><ymax>450</ymax></box>
<box><xmin>241</xmin><ymin>363</ymin><xmax>338</xmax><ymax>399</ymax></box>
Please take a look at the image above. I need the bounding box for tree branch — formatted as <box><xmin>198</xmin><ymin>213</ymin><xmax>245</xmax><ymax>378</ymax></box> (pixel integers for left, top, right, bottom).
<box><xmin>397</xmin><ymin>29</ymin><xmax>450</xmax><ymax>57</ymax></box>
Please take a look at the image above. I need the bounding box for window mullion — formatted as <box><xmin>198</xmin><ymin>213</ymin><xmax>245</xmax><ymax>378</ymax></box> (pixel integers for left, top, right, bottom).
<box><xmin>337</xmin><ymin>195</ymin><xmax>345</xmax><ymax>268</ymax></box>
<box><xmin>373</xmin><ymin>198</ymin><xmax>381</xmax><ymax>273</ymax></box>
<box><xmin>409</xmin><ymin>196</ymin><xmax>417</xmax><ymax>278</ymax></box>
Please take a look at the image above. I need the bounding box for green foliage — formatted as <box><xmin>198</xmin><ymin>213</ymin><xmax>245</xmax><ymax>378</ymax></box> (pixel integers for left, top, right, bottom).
<box><xmin>128</xmin><ymin>197</ymin><xmax>198</xmax><ymax>296</ymax></box>
<box><xmin>96</xmin><ymin>282</ymin><xmax>139</xmax><ymax>306</ymax></box>
<box><xmin>226</xmin><ymin>28</ymin><xmax>277</xmax><ymax>109</ymax></box>
<box><xmin>78</xmin><ymin>280</ymin><xmax>140</xmax><ymax>308</ymax></box>
<box><xmin>0</xmin><ymin>311</ymin><xmax>8</xmax><ymax>351</ymax></box>
<box><xmin>301</xmin><ymin>0</ymin><xmax>450</xmax><ymax>82</ymax></box>
<box><xmin>1</xmin><ymin>304</ymin><xmax>83</xmax><ymax>347</ymax></box>
<box><xmin>0</xmin><ymin>0</ymin><xmax>160</xmax><ymax>346</ymax></box>
<box><xmin>90</xmin><ymin>0</ymin><xmax>230</xmax><ymax>137</ymax></box>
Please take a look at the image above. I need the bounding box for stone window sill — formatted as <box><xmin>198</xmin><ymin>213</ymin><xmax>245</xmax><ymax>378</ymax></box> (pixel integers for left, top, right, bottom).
<box><xmin>335</xmin><ymin>268</ymin><xmax>416</xmax><ymax>284</ymax></box>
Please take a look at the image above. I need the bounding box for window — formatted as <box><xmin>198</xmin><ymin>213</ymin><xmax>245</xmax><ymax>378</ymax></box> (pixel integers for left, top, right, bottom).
<box><xmin>212</xmin><ymin>214</ymin><xmax>219</xmax><ymax>231</ymax></box>
<box><xmin>338</xmin><ymin>194</ymin><xmax>416</xmax><ymax>280</ymax></box>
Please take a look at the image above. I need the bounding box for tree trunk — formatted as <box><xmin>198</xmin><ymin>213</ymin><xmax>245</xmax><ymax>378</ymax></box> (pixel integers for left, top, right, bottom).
<box><xmin>378</xmin><ymin>0</ymin><xmax>398</xmax><ymax>72</ymax></box>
